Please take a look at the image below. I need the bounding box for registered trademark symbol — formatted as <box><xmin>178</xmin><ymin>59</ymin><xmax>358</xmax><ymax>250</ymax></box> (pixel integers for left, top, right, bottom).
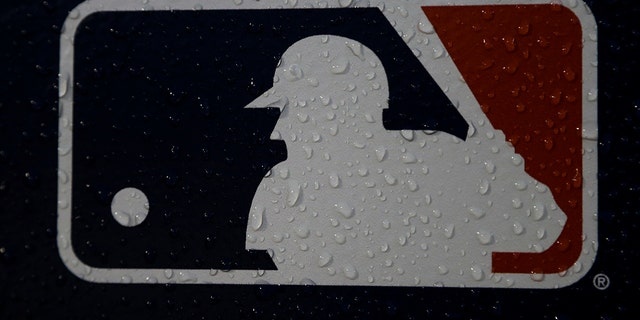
<box><xmin>593</xmin><ymin>273</ymin><xmax>610</xmax><ymax>290</ymax></box>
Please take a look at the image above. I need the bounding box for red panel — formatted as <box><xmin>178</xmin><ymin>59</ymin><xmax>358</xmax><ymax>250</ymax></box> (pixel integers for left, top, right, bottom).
<box><xmin>423</xmin><ymin>4</ymin><xmax>583</xmax><ymax>274</ymax></box>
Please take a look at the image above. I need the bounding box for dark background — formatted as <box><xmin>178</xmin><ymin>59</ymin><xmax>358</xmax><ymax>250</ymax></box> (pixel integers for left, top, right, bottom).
<box><xmin>1</xmin><ymin>0</ymin><xmax>638</xmax><ymax>319</ymax></box>
<box><xmin>68</xmin><ymin>8</ymin><xmax>466</xmax><ymax>271</ymax></box>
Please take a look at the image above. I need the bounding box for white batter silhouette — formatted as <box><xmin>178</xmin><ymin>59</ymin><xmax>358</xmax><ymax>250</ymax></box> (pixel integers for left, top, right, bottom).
<box><xmin>244</xmin><ymin>36</ymin><xmax>566</xmax><ymax>286</ymax></box>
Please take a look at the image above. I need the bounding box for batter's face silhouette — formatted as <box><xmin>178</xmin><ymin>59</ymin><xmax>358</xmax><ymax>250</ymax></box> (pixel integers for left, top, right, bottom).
<box><xmin>246</xmin><ymin>35</ymin><xmax>391</xmax><ymax>137</ymax></box>
<box><xmin>244</xmin><ymin>36</ymin><xmax>567</xmax><ymax>286</ymax></box>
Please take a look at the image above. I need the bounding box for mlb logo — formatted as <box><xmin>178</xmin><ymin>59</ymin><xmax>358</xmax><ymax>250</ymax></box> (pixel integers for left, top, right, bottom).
<box><xmin>58</xmin><ymin>0</ymin><xmax>597</xmax><ymax>288</ymax></box>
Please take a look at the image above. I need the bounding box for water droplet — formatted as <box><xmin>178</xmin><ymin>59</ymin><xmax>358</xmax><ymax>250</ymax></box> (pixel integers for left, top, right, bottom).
<box><xmin>562</xmin><ymin>67</ymin><xmax>576</xmax><ymax>81</ymax></box>
<box><xmin>302</xmin><ymin>145</ymin><xmax>313</xmax><ymax>159</ymax></box>
<box><xmin>400</xmin><ymin>130</ymin><xmax>414</xmax><ymax>141</ymax></box>
<box><xmin>334</xmin><ymin>202</ymin><xmax>354</xmax><ymax>218</ymax></box>
<box><xmin>417</xmin><ymin>19</ymin><xmax>435</xmax><ymax>34</ymax></box>
<box><xmin>58</xmin><ymin>169</ymin><xmax>69</xmax><ymax>184</ymax></box>
<box><xmin>514</xmin><ymin>180</ymin><xmax>527</xmax><ymax>191</ymax></box>
<box><xmin>512</xmin><ymin>198</ymin><xmax>523</xmax><ymax>209</ymax></box>
<box><xmin>582</xmin><ymin>128</ymin><xmax>598</xmax><ymax>141</ymax></box>
<box><xmin>573</xmin><ymin>261</ymin><xmax>583</xmax><ymax>273</ymax></box>
<box><xmin>401</xmin><ymin>152</ymin><xmax>417</xmax><ymax>164</ymax></box>
<box><xmin>67</xmin><ymin>9</ymin><xmax>80</xmax><ymax>20</ymax></box>
<box><xmin>375</xmin><ymin>146</ymin><xmax>387</xmax><ymax>162</ymax></box>
<box><xmin>178</xmin><ymin>271</ymin><xmax>197</xmax><ymax>283</ymax></box>
<box><xmin>466</xmin><ymin>123</ymin><xmax>476</xmax><ymax>137</ymax></box>
<box><xmin>295</xmin><ymin>225</ymin><xmax>310</xmax><ymax>239</ymax></box>
<box><xmin>402</xmin><ymin>29</ymin><xmax>415</xmax><ymax>43</ymax></box>
<box><xmin>471</xmin><ymin>265</ymin><xmax>484</xmax><ymax>281</ymax></box>
<box><xmin>287</xmin><ymin>180</ymin><xmax>301</xmax><ymax>207</ymax></box>
<box><xmin>307</xmin><ymin>77</ymin><xmax>319</xmax><ymax>87</ymax></box>
<box><xmin>478</xmin><ymin>180</ymin><xmax>490</xmax><ymax>195</ymax></box>
<box><xmin>364</xmin><ymin>113</ymin><xmax>375</xmax><ymax>123</ymax></box>
<box><xmin>384</xmin><ymin>173</ymin><xmax>397</xmax><ymax>185</ymax></box>
<box><xmin>58</xmin><ymin>144</ymin><xmax>71</xmax><ymax>156</ymax></box>
<box><xmin>407</xmin><ymin>179</ymin><xmax>418</xmax><ymax>192</ymax></box>
<box><xmin>484</xmin><ymin>161</ymin><xmax>496</xmax><ymax>174</ymax></box>
<box><xmin>330</xmin><ymin>57</ymin><xmax>350</xmax><ymax>74</ymax></box>
<box><xmin>343</xmin><ymin>264</ymin><xmax>358</xmax><ymax>280</ymax></box>
<box><xmin>517</xmin><ymin>20</ymin><xmax>530</xmax><ymax>35</ymax></box>
<box><xmin>57</xmin><ymin>235</ymin><xmax>69</xmax><ymax>249</ymax></box>
<box><xmin>334</xmin><ymin>233</ymin><xmax>347</xmax><ymax>244</ymax></box>
<box><xmin>58</xmin><ymin>74</ymin><xmax>69</xmax><ymax>98</ymax></box>
<box><xmin>352</xmin><ymin>140</ymin><xmax>366</xmax><ymax>149</ymax></box>
<box><xmin>438</xmin><ymin>265</ymin><xmax>449</xmax><ymax>275</ymax></box>
<box><xmin>532</xmin><ymin>203</ymin><xmax>546</xmax><ymax>220</ymax></box>
<box><xmin>320</xmin><ymin>95</ymin><xmax>331</xmax><ymax>106</ymax></box>
<box><xmin>318</xmin><ymin>252</ymin><xmax>333</xmax><ymax>267</ymax></box>
<box><xmin>511</xmin><ymin>154</ymin><xmax>523</xmax><ymax>166</ymax></box>
<box><xmin>284</xmin><ymin>64</ymin><xmax>303</xmax><ymax>81</ymax></box>
<box><xmin>444</xmin><ymin>224</ymin><xmax>455</xmax><ymax>239</ymax></box>
<box><xmin>535</xmin><ymin>184</ymin><xmax>548</xmax><ymax>193</ymax></box>
<box><xmin>544</xmin><ymin>137</ymin><xmax>554</xmax><ymax>151</ymax></box>
<box><xmin>273</xmin><ymin>233</ymin><xmax>284</xmax><ymax>243</ymax></box>
<box><xmin>310</xmin><ymin>131</ymin><xmax>322</xmax><ymax>142</ymax></box>
<box><xmin>329</xmin><ymin>125</ymin><xmax>339</xmax><ymax>136</ymax></box>
<box><xmin>432</xmin><ymin>46</ymin><xmax>444</xmax><ymax>59</ymax></box>
<box><xmin>476</xmin><ymin>230</ymin><xmax>494</xmax><ymax>245</ymax></box>
<box><xmin>250</xmin><ymin>205</ymin><xmax>265</xmax><ymax>230</ymax></box>
<box><xmin>530</xmin><ymin>272</ymin><xmax>544</xmax><ymax>282</ymax></box>
<box><xmin>345</xmin><ymin>40</ymin><xmax>365</xmax><ymax>60</ymax></box>
<box><xmin>328</xmin><ymin>172</ymin><xmax>341</xmax><ymax>188</ymax></box>
<box><xmin>511</xmin><ymin>222</ymin><xmax>524</xmax><ymax>236</ymax></box>
<box><xmin>468</xmin><ymin>207</ymin><xmax>485</xmax><ymax>219</ymax></box>
<box><xmin>279</xmin><ymin>168</ymin><xmax>289</xmax><ymax>179</ymax></box>
<box><xmin>504</xmin><ymin>36</ymin><xmax>516</xmax><ymax>52</ymax></box>
<box><xmin>297</xmin><ymin>112</ymin><xmax>309</xmax><ymax>123</ymax></box>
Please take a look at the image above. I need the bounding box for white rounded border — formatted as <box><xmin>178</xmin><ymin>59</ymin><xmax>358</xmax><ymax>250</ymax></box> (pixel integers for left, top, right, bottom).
<box><xmin>57</xmin><ymin>0</ymin><xmax>597</xmax><ymax>288</ymax></box>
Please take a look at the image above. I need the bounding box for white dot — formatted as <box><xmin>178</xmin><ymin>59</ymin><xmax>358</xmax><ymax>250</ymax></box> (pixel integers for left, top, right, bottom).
<box><xmin>111</xmin><ymin>187</ymin><xmax>149</xmax><ymax>227</ymax></box>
